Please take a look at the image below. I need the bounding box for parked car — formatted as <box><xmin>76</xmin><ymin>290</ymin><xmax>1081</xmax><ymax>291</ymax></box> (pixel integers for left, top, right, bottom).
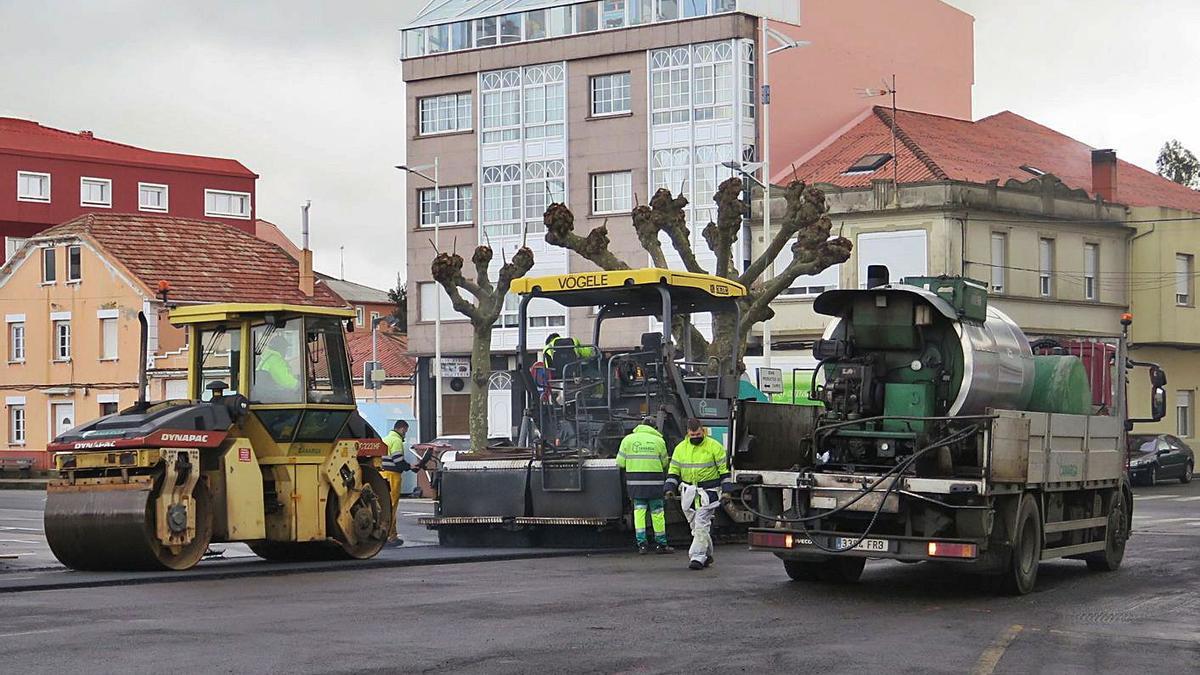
<box><xmin>1127</xmin><ymin>433</ymin><xmax>1194</xmax><ymax>485</ymax></box>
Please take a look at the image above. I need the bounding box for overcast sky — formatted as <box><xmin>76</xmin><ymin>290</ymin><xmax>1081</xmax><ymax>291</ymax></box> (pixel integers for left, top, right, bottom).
<box><xmin>1</xmin><ymin>1</ymin><xmax>1197</xmax><ymax>291</ymax></box>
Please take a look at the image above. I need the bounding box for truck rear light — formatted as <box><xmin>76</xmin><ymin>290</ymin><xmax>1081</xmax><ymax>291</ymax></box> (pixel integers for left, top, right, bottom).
<box><xmin>749</xmin><ymin>531</ymin><xmax>794</xmax><ymax>549</ymax></box>
<box><xmin>927</xmin><ymin>542</ymin><xmax>977</xmax><ymax>559</ymax></box>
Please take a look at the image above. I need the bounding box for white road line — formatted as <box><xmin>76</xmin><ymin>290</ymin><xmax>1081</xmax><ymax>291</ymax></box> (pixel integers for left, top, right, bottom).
<box><xmin>1136</xmin><ymin>517</ymin><xmax>1200</xmax><ymax>525</ymax></box>
<box><xmin>0</xmin><ymin>539</ymin><xmax>38</xmax><ymax>544</ymax></box>
<box><xmin>0</xmin><ymin>526</ymin><xmax>42</xmax><ymax>533</ymax></box>
<box><xmin>1133</xmin><ymin>495</ymin><xmax>1178</xmax><ymax>501</ymax></box>
<box><xmin>0</xmin><ymin>628</ymin><xmax>63</xmax><ymax>639</ymax></box>
<box><xmin>1175</xmin><ymin>496</ymin><xmax>1200</xmax><ymax>502</ymax></box>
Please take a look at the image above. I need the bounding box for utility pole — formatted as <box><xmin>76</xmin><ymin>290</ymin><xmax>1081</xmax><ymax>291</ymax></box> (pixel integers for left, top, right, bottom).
<box><xmin>396</xmin><ymin>158</ymin><xmax>443</xmax><ymax>437</ymax></box>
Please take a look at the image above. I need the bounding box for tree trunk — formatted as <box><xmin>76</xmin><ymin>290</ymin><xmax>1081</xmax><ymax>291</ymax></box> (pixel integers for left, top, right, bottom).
<box><xmin>467</xmin><ymin>323</ymin><xmax>494</xmax><ymax>450</ymax></box>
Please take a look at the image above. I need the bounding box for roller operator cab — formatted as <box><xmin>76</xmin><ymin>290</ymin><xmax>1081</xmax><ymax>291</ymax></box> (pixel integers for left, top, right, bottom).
<box><xmin>422</xmin><ymin>268</ymin><xmax>750</xmax><ymax>547</ymax></box>
<box><xmin>735</xmin><ymin>270</ymin><xmax>1168</xmax><ymax>594</ymax></box>
<box><xmin>44</xmin><ymin>304</ymin><xmax>392</xmax><ymax>571</ymax></box>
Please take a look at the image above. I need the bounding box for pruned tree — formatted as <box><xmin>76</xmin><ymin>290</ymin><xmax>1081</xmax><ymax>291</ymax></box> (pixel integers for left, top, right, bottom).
<box><xmin>431</xmin><ymin>245</ymin><xmax>534</xmax><ymax>447</ymax></box>
<box><xmin>1157</xmin><ymin>139</ymin><xmax>1200</xmax><ymax>188</ymax></box>
<box><xmin>545</xmin><ymin>177</ymin><xmax>851</xmax><ymax>364</ymax></box>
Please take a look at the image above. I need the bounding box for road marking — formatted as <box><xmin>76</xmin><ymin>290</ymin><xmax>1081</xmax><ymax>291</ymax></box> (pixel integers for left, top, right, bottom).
<box><xmin>1133</xmin><ymin>495</ymin><xmax>1178</xmax><ymax>501</ymax></box>
<box><xmin>1136</xmin><ymin>517</ymin><xmax>1200</xmax><ymax>525</ymax></box>
<box><xmin>1175</xmin><ymin>496</ymin><xmax>1200</xmax><ymax>502</ymax></box>
<box><xmin>0</xmin><ymin>539</ymin><xmax>38</xmax><ymax>544</ymax></box>
<box><xmin>0</xmin><ymin>527</ymin><xmax>42</xmax><ymax>533</ymax></box>
<box><xmin>970</xmin><ymin>624</ymin><xmax>1023</xmax><ymax>675</ymax></box>
<box><xmin>0</xmin><ymin>628</ymin><xmax>62</xmax><ymax>639</ymax></box>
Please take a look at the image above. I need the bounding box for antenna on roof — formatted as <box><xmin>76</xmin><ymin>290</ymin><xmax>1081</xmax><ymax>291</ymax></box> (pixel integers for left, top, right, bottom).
<box><xmin>857</xmin><ymin>74</ymin><xmax>899</xmax><ymax>206</ymax></box>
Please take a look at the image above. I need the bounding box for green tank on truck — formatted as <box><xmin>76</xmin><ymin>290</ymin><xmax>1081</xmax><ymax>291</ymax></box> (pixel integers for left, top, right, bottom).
<box><xmin>731</xmin><ymin>268</ymin><xmax>1168</xmax><ymax>594</ymax></box>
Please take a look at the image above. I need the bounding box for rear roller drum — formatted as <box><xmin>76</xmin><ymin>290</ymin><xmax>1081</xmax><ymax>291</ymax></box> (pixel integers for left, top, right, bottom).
<box><xmin>44</xmin><ymin>478</ymin><xmax>213</xmax><ymax>571</ymax></box>
<box><xmin>329</xmin><ymin>465</ymin><xmax>391</xmax><ymax>559</ymax></box>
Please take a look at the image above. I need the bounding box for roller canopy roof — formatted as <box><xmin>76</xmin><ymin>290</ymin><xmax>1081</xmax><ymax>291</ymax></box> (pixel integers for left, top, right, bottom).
<box><xmin>813</xmin><ymin>284</ymin><xmax>960</xmax><ymax>321</ymax></box>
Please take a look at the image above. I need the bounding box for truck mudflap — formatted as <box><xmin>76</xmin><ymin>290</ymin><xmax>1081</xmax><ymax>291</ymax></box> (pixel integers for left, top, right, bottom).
<box><xmin>748</xmin><ymin>528</ymin><xmax>999</xmax><ymax>566</ymax></box>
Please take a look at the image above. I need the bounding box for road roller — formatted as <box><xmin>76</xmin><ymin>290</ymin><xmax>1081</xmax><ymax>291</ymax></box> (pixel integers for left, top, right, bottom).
<box><xmin>44</xmin><ymin>303</ymin><xmax>392</xmax><ymax>571</ymax></box>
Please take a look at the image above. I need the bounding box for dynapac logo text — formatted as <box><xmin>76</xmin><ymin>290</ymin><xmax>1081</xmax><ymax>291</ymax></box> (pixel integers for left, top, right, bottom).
<box><xmin>160</xmin><ymin>433</ymin><xmax>209</xmax><ymax>443</ymax></box>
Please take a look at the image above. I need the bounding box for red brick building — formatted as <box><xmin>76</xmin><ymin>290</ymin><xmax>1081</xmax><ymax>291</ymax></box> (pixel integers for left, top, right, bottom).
<box><xmin>0</xmin><ymin>117</ymin><xmax>257</xmax><ymax>264</ymax></box>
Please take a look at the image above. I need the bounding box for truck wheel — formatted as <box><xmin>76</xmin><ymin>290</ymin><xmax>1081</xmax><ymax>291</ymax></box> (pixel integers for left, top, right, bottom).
<box><xmin>782</xmin><ymin>559</ymin><xmax>822</xmax><ymax>581</ymax></box>
<box><xmin>1000</xmin><ymin>494</ymin><xmax>1041</xmax><ymax>595</ymax></box>
<box><xmin>1086</xmin><ymin>490</ymin><xmax>1128</xmax><ymax>572</ymax></box>
<box><xmin>817</xmin><ymin>556</ymin><xmax>866</xmax><ymax>584</ymax></box>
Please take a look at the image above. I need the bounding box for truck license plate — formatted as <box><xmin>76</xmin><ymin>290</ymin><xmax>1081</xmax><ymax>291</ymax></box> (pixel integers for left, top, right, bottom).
<box><xmin>833</xmin><ymin>537</ymin><xmax>889</xmax><ymax>553</ymax></box>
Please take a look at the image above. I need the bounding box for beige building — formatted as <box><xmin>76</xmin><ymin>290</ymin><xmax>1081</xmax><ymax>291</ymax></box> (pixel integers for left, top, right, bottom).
<box><xmin>779</xmin><ymin>106</ymin><xmax>1200</xmax><ymax>441</ymax></box>
<box><xmin>0</xmin><ymin>213</ymin><xmax>346</xmax><ymax>469</ymax></box>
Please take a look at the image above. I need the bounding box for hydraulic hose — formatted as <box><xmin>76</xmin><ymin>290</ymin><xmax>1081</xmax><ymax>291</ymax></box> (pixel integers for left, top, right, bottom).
<box><xmin>739</xmin><ymin>425</ymin><xmax>981</xmax><ymax>553</ymax></box>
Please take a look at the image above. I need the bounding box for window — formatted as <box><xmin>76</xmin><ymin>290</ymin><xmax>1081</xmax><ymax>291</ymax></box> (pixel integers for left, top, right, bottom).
<box><xmin>4</xmin><ymin>237</ymin><xmax>26</xmax><ymax>260</ymax></box>
<box><xmin>1084</xmin><ymin>243</ymin><xmax>1099</xmax><ymax>301</ymax></box>
<box><xmin>17</xmin><ymin>171</ymin><xmax>50</xmax><ymax>202</ymax></box>
<box><xmin>204</xmin><ymin>189</ymin><xmax>251</xmax><ymax>219</ymax></box>
<box><xmin>138</xmin><ymin>183</ymin><xmax>168</xmax><ymax>212</ymax></box>
<box><xmin>80</xmin><ymin>177</ymin><xmax>112</xmax><ymax>207</ymax></box>
<box><xmin>8</xmin><ymin>322</ymin><xmax>24</xmax><ymax>362</ymax></box>
<box><xmin>683</xmin><ymin>0</ymin><xmax>709</xmax><ymax>18</ymax></box>
<box><xmin>526</xmin><ymin>10</ymin><xmax>547</xmax><ymax>39</ymax></box>
<box><xmin>845</xmin><ymin>153</ymin><xmax>893</xmax><ymax>175</ymax></box>
<box><xmin>591</xmin><ymin>72</ymin><xmax>631</xmax><ymax>116</ymax></box>
<box><xmin>427</xmin><ymin>23</ymin><xmax>449</xmax><ymax>54</ymax></box>
<box><xmin>419</xmin><ymin>185</ymin><xmax>474</xmax><ymax>226</ymax></box>
<box><xmin>1177</xmin><ymin>390</ymin><xmax>1193</xmax><ymax>438</ymax></box>
<box><xmin>100</xmin><ymin>317</ymin><xmax>118</xmax><ymax>360</ymax></box>
<box><xmin>547</xmin><ymin>6</ymin><xmax>574</xmax><ymax>36</ymax></box>
<box><xmin>67</xmin><ymin>245</ymin><xmax>81</xmax><ymax>282</ymax></box>
<box><xmin>252</xmin><ymin>319</ymin><xmax>305</xmax><ymax>404</ymax></box>
<box><xmin>355</xmin><ymin>306</ymin><xmax>364</xmax><ymax>327</ymax></box>
<box><xmin>651</xmin><ymin>47</ymin><xmax>691</xmax><ymax>125</ymax></box>
<box><xmin>630</xmin><ymin>0</ymin><xmax>652</xmax><ymax>24</ymax></box>
<box><xmin>196</xmin><ymin>326</ymin><xmax>242</xmax><ymax>400</ymax></box>
<box><xmin>449</xmin><ymin>21</ymin><xmax>473</xmax><ymax>50</ymax></box>
<box><xmin>303</xmin><ymin>317</ymin><xmax>354</xmax><ymax>405</ymax></box>
<box><xmin>419</xmin><ymin>282</ymin><xmax>471</xmax><ymax>322</ymax></box>
<box><xmin>602</xmin><ymin>1</ymin><xmax>627</xmax><ymax>29</ymax></box>
<box><xmin>1038</xmin><ymin>238</ymin><xmax>1054</xmax><ymax>297</ymax></box>
<box><xmin>481</xmin><ymin>164</ymin><xmax>523</xmax><ymax>237</ymax></box>
<box><xmin>481</xmin><ymin>69</ymin><xmax>522</xmax><ymax>143</ymax></box>
<box><xmin>657</xmin><ymin>0</ymin><xmax>680</xmax><ymax>21</ymax></box>
<box><xmin>713</xmin><ymin>0</ymin><xmax>736</xmax><ymax>10</ymax></box>
<box><xmin>419</xmin><ymin>92</ymin><xmax>472</xmax><ymax>135</ymax></box>
<box><xmin>989</xmin><ymin>233</ymin><xmax>1006</xmax><ymax>293</ymax></box>
<box><xmin>499</xmin><ymin>13</ymin><xmax>522</xmax><ymax>43</ymax></box>
<box><xmin>523</xmin><ymin>160</ymin><xmax>565</xmax><ymax>234</ymax></box>
<box><xmin>42</xmin><ymin>247</ymin><xmax>56</xmax><ymax>283</ymax></box>
<box><xmin>857</xmin><ymin>230</ymin><xmax>928</xmax><ymax>288</ymax></box>
<box><xmin>1176</xmin><ymin>253</ymin><xmax>1193</xmax><ymax>306</ymax></box>
<box><xmin>100</xmin><ymin>401</ymin><xmax>119</xmax><ymax>417</ymax></box>
<box><xmin>54</xmin><ymin>320</ymin><xmax>71</xmax><ymax>361</ymax></box>
<box><xmin>404</xmin><ymin>28</ymin><xmax>425</xmax><ymax>58</ymax></box>
<box><xmin>592</xmin><ymin>172</ymin><xmax>632</xmax><ymax>214</ymax></box>
<box><xmin>370</xmin><ymin>311</ymin><xmax>381</xmax><ymax>324</ymax></box>
<box><xmin>474</xmin><ymin>16</ymin><xmax>497</xmax><ymax>47</ymax></box>
<box><xmin>522</xmin><ymin>64</ymin><xmax>565</xmax><ymax>140</ymax></box>
<box><xmin>8</xmin><ymin>405</ymin><xmax>24</xmax><ymax>444</ymax></box>
<box><xmin>576</xmin><ymin>2</ymin><xmax>599</xmax><ymax>32</ymax></box>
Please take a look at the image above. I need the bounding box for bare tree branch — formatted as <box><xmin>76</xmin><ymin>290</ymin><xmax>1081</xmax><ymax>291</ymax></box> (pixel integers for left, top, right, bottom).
<box><xmin>544</xmin><ymin>202</ymin><xmax>632</xmax><ymax>271</ymax></box>
<box><xmin>701</xmin><ymin>177</ymin><xmax>746</xmax><ymax>279</ymax></box>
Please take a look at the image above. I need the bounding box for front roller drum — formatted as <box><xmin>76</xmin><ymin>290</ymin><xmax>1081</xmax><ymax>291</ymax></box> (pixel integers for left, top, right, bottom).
<box><xmin>44</xmin><ymin>480</ymin><xmax>213</xmax><ymax>571</ymax></box>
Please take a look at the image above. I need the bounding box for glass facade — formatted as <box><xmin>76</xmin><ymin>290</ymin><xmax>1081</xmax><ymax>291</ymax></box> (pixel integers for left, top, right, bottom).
<box><xmin>404</xmin><ymin>0</ymin><xmax>742</xmax><ymax>59</ymax></box>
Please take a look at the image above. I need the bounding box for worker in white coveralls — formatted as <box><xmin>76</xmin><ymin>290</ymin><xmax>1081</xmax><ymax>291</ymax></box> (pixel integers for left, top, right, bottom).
<box><xmin>664</xmin><ymin>418</ymin><xmax>733</xmax><ymax>570</ymax></box>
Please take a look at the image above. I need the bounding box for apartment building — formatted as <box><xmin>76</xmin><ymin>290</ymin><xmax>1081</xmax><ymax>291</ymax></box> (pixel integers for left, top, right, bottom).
<box><xmin>400</xmin><ymin>0</ymin><xmax>973</xmax><ymax>438</ymax></box>
<box><xmin>772</xmin><ymin>105</ymin><xmax>1200</xmax><ymax>440</ymax></box>
<box><xmin>0</xmin><ymin>213</ymin><xmax>345</xmax><ymax>469</ymax></box>
<box><xmin>0</xmin><ymin>117</ymin><xmax>258</xmax><ymax>264</ymax></box>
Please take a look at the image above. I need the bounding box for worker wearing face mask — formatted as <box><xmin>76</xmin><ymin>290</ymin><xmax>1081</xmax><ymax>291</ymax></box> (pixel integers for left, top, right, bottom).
<box><xmin>664</xmin><ymin>418</ymin><xmax>732</xmax><ymax>570</ymax></box>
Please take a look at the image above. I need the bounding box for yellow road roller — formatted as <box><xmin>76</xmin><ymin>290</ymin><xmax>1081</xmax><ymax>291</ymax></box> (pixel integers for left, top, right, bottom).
<box><xmin>44</xmin><ymin>303</ymin><xmax>392</xmax><ymax>571</ymax></box>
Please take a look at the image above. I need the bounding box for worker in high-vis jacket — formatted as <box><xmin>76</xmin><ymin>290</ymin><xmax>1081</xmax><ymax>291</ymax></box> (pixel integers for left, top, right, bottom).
<box><xmin>616</xmin><ymin>418</ymin><xmax>674</xmax><ymax>555</ymax></box>
<box><xmin>664</xmin><ymin>418</ymin><xmax>732</xmax><ymax>570</ymax></box>
<box><xmin>380</xmin><ymin>420</ymin><xmax>415</xmax><ymax>546</ymax></box>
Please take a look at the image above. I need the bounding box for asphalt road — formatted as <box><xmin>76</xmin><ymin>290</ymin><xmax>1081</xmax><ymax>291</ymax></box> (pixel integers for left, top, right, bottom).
<box><xmin>1</xmin><ymin>479</ymin><xmax>1198</xmax><ymax>673</ymax></box>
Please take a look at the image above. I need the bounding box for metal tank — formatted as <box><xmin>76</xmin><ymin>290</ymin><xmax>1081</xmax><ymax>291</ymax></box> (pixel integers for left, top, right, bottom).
<box><xmin>947</xmin><ymin>304</ymin><xmax>1036</xmax><ymax>415</ymax></box>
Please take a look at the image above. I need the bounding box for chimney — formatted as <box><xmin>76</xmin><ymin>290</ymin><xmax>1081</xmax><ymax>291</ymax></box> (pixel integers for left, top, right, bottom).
<box><xmin>79</xmin><ymin>130</ymin><xmax>93</xmax><ymax>139</ymax></box>
<box><xmin>299</xmin><ymin>201</ymin><xmax>314</xmax><ymax>297</ymax></box>
<box><xmin>1092</xmin><ymin>149</ymin><xmax>1117</xmax><ymax>203</ymax></box>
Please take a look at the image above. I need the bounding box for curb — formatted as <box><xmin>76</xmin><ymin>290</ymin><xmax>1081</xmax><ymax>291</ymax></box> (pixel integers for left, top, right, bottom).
<box><xmin>0</xmin><ymin>547</ymin><xmax>619</xmax><ymax>594</ymax></box>
<box><xmin>0</xmin><ymin>480</ymin><xmax>48</xmax><ymax>491</ymax></box>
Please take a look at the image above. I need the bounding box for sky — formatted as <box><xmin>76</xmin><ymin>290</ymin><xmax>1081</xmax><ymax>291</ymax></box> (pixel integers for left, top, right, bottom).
<box><xmin>1</xmin><ymin>0</ymin><xmax>1197</xmax><ymax>291</ymax></box>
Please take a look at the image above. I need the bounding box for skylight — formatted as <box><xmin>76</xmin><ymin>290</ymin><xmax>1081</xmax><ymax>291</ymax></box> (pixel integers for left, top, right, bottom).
<box><xmin>1019</xmin><ymin>164</ymin><xmax>1046</xmax><ymax>176</ymax></box>
<box><xmin>843</xmin><ymin>153</ymin><xmax>893</xmax><ymax>175</ymax></box>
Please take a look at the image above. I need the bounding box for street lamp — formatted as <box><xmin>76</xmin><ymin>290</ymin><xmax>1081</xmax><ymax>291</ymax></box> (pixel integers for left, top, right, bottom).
<box><xmin>755</xmin><ymin>21</ymin><xmax>807</xmax><ymax>368</ymax></box>
<box><xmin>396</xmin><ymin>159</ymin><xmax>443</xmax><ymax>437</ymax></box>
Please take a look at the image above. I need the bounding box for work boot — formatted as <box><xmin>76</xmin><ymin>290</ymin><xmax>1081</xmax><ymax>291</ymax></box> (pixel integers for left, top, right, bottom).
<box><xmin>688</xmin><ymin>559</ymin><xmax>705</xmax><ymax>570</ymax></box>
<box><xmin>637</xmin><ymin>541</ymin><xmax>650</xmax><ymax>555</ymax></box>
<box><xmin>385</xmin><ymin>536</ymin><xmax>404</xmax><ymax>548</ymax></box>
<box><xmin>703</xmin><ymin>554</ymin><xmax>714</xmax><ymax>568</ymax></box>
<box><xmin>655</xmin><ymin>542</ymin><xmax>675</xmax><ymax>554</ymax></box>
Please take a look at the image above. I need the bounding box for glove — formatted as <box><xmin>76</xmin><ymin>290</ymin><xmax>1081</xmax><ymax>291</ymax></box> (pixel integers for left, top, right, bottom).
<box><xmin>396</xmin><ymin>459</ymin><xmax>412</xmax><ymax>473</ymax></box>
<box><xmin>663</xmin><ymin>489</ymin><xmax>678</xmax><ymax>498</ymax></box>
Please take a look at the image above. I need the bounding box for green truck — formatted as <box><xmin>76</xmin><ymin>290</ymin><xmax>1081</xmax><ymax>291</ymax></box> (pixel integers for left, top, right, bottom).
<box><xmin>733</xmin><ymin>269</ymin><xmax>1167</xmax><ymax>594</ymax></box>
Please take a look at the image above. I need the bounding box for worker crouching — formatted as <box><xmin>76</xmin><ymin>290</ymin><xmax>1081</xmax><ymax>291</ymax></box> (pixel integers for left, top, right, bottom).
<box><xmin>616</xmin><ymin>418</ymin><xmax>674</xmax><ymax>555</ymax></box>
<box><xmin>665</xmin><ymin>418</ymin><xmax>732</xmax><ymax>570</ymax></box>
